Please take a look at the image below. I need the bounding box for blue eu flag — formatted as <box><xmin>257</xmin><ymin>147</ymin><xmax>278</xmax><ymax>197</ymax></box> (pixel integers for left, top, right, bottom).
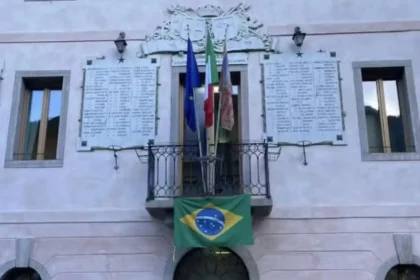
<box><xmin>184</xmin><ymin>38</ymin><xmax>201</xmax><ymax>132</ymax></box>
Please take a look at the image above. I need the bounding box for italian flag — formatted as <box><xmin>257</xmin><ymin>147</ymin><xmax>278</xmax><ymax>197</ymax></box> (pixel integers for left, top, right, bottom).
<box><xmin>204</xmin><ymin>31</ymin><xmax>219</xmax><ymax>128</ymax></box>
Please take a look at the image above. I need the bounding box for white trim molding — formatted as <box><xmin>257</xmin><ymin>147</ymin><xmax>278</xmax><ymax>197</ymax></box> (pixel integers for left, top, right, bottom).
<box><xmin>3</xmin><ymin>205</ymin><xmax>420</xmax><ymax>224</ymax></box>
<box><xmin>269</xmin><ymin>20</ymin><xmax>420</xmax><ymax>36</ymax></box>
<box><xmin>0</xmin><ymin>30</ymin><xmax>146</xmax><ymax>44</ymax></box>
<box><xmin>0</xmin><ymin>21</ymin><xmax>419</xmax><ymax>44</ymax></box>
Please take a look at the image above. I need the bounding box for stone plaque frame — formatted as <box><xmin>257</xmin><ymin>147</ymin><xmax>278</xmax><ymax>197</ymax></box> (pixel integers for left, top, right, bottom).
<box><xmin>260</xmin><ymin>51</ymin><xmax>346</xmax><ymax>146</ymax></box>
<box><xmin>77</xmin><ymin>56</ymin><xmax>160</xmax><ymax>151</ymax></box>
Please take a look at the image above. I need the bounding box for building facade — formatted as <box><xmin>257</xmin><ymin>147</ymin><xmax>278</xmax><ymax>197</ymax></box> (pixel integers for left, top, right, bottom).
<box><xmin>0</xmin><ymin>0</ymin><xmax>420</xmax><ymax>279</ymax></box>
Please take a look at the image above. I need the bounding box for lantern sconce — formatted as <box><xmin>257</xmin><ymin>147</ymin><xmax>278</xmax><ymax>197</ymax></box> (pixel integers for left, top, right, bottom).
<box><xmin>292</xmin><ymin>26</ymin><xmax>306</xmax><ymax>48</ymax></box>
<box><xmin>114</xmin><ymin>32</ymin><xmax>127</xmax><ymax>62</ymax></box>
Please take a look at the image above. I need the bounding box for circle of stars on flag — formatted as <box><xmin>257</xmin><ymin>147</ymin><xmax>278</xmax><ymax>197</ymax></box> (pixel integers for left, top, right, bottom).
<box><xmin>195</xmin><ymin>208</ymin><xmax>225</xmax><ymax>236</ymax></box>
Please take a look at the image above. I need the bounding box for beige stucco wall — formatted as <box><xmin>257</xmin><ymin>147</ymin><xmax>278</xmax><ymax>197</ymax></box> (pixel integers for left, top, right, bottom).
<box><xmin>0</xmin><ymin>0</ymin><xmax>418</xmax><ymax>33</ymax></box>
<box><xmin>0</xmin><ymin>1</ymin><xmax>420</xmax><ymax>279</ymax></box>
<box><xmin>0</xmin><ymin>212</ymin><xmax>418</xmax><ymax>279</ymax></box>
<box><xmin>0</xmin><ymin>26</ymin><xmax>420</xmax><ymax>210</ymax></box>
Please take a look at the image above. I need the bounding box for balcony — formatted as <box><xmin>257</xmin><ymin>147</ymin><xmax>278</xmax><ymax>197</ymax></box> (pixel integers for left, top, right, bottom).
<box><xmin>142</xmin><ymin>141</ymin><xmax>276</xmax><ymax>218</ymax></box>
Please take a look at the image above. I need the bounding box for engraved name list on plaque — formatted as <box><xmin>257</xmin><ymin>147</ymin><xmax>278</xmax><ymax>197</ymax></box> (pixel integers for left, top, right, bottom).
<box><xmin>77</xmin><ymin>58</ymin><xmax>159</xmax><ymax>151</ymax></box>
<box><xmin>261</xmin><ymin>53</ymin><xmax>345</xmax><ymax>145</ymax></box>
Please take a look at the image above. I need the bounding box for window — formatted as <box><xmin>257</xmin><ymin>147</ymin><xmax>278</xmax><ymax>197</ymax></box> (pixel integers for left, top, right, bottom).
<box><xmin>362</xmin><ymin>68</ymin><xmax>413</xmax><ymax>153</ymax></box>
<box><xmin>5</xmin><ymin>71</ymin><xmax>70</xmax><ymax>168</ymax></box>
<box><xmin>178</xmin><ymin>72</ymin><xmax>244</xmax><ymax>196</ymax></box>
<box><xmin>353</xmin><ymin>61</ymin><xmax>420</xmax><ymax>161</ymax></box>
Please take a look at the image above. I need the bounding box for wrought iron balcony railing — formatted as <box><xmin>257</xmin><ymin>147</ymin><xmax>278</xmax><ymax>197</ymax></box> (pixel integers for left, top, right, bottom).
<box><xmin>142</xmin><ymin>142</ymin><xmax>275</xmax><ymax>200</ymax></box>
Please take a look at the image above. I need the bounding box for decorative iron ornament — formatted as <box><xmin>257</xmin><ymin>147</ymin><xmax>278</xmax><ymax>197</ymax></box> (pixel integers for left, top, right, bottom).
<box><xmin>142</xmin><ymin>141</ymin><xmax>276</xmax><ymax>200</ymax></box>
<box><xmin>138</xmin><ymin>3</ymin><xmax>276</xmax><ymax>57</ymax></box>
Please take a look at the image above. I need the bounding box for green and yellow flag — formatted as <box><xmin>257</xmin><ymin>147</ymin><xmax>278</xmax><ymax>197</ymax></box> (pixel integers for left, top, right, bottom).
<box><xmin>174</xmin><ymin>195</ymin><xmax>254</xmax><ymax>247</ymax></box>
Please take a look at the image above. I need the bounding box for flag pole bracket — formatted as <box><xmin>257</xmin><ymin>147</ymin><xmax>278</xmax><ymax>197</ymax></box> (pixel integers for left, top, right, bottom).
<box><xmin>196</xmin><ymin>156</ymin><xmax>223</xmax><ymax>163</ymax></box>
<box><xmin>91</xmin><ymin>145</ymin><xmax>124</xmax><ymax>170</ymax></box>
<box><xmin>135</xmin><ymin>149</ymin><xmax>149</xmax><ymax>164</ymax></box>
<box><xmin>277</xmin><ymin>141</ymin><xmax>334</xmax><ymax>165</ymax></box>
<box><xmin>267</xmin><ymin>143</ymin><xmax>282</xmax><ymax>162</ymax></box>
<box><xmin>89</xmin><ymin>144</ymin><xmax>148</xmax><ymax>169</ymax></box>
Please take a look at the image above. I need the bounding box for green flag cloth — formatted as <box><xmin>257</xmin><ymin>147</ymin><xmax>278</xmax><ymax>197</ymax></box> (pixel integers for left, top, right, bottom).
<box><xmin>174</xmin><ymin>194</ymin><xmax>254</xmax><ymax>247</ymax></box>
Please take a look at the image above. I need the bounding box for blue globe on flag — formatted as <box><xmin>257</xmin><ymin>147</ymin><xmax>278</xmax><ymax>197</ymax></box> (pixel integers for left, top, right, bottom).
<box><xmin>195</xmin><ymin>208</ymin><xmax>225</xmax><ymax>236</ymax></box>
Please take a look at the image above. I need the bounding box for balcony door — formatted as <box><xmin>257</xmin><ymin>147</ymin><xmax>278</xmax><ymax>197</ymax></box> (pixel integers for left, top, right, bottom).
<box><xmin>178</xmin><ymin>71</ymin><xmax>242</xmax><ymax>196</ymax></box>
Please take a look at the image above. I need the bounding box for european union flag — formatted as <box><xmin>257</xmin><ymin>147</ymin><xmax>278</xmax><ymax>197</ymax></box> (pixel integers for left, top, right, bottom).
<box><xmin>174</xmin><ymin>195</ymin><xmax>254</xmax><ymax>247</ymax></box>
<box><xmin>184</xmin><ymin>38</ymin><xmax>201</xmax><ymax>132</ymax></box>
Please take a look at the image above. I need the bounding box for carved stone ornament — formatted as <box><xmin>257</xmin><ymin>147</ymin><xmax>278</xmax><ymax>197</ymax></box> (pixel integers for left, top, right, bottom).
<box><xmin>138</xmin><ymin>3</ymin><xmax>276</xmax><ymax>57</ymax></box>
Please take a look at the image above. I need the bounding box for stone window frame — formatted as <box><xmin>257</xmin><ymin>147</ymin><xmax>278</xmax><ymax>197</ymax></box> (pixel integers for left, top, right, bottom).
<box><xmin>353</xmin><ymin>60</ymin><xmax>420</xmax><ymax>161</ymax></box>
<box><xmin>0</xmin><ymin>239</ymin><xmax>51</xmax><ymax>280</ymax></box>
<box><xmin>0</xmin><ymin>259</ymin><xmax>51</xmax><ymax>280</ymax></box>
<box><xmin>164</xmin><ymin>247</ymin><xmax>259</xmax><ymax>280</ymax></box>
<box><xmin>375</xmin><ymin>234</ymin><xmax>420</xmax><ymax>280</ymax></box>
<box><xmin>4</xmin><ymin>70</ymin><xmax>71</xmax><ymax>168</ymax></box>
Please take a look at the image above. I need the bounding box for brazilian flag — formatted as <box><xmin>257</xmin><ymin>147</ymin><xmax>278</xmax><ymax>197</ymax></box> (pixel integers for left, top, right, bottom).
<box><xmin>174</xmin><ymin>194</ymin><xmax>254</xmax><ymax>247</ymax></box>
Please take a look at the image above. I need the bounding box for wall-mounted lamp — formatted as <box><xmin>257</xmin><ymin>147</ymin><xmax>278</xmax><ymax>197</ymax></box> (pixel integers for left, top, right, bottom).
<box><xmin>0</xmin><ymin>61</ymin><xmax>4</xmax><ymax>81</ymax></box>
<box><xmin>292</xmin><ymin>26</ymin><xmax>306</xmax><ymax>47</ymax></box>
<box><xmin>114</xmin><ymin>32</ymin><xmax>127</xmax><ymax>61</ymax></box>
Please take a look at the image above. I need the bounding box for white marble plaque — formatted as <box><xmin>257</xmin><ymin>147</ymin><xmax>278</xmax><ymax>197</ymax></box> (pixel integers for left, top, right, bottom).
<box><xmin>78</xmin><ymin>59</ymin><xmax>158</xmax><ymax>151</ymax></box>
<box><xmin>261</xmin><ymin>53</ymin><xmax>345</xmax><ymax>145</ymax></box>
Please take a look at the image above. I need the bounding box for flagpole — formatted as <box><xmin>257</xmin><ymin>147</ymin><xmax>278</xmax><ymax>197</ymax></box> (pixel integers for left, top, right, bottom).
<box><xmin>214</xmin><ymin>76</ymin><xmax>223</xmax><ymax>157</ymax></box>
<box><xmin>214</xmin><ymin>81</ymin><xmax>222</xmax><ymax>162</ymax></box>
<box><xmin>204</xmin><ymin>24</ymin><xmax>214</xmax><ymax>195</ymax></box>
<box><xmin>186</xmin><ymin>25</ymin><xmax>207</xmax><ymax>194</ymax></box>
<box><xmin>212</xmin><ymin>26</ymin><xmax>229</xmax><ymax>195</ymax></box>
<box><xmin>214</xmin><ymin>26</ymin><xmax>228</xmax><ymax>157</ymax></box>
<box><xmin>212</xmin><ymin>80</ymin><xmax>222</xmax><ymax>196</ymax></box>
<box><xmin>192</xmin><ymin>88</ymin><xmax>207</xmax><ymax>194</ymax></box>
